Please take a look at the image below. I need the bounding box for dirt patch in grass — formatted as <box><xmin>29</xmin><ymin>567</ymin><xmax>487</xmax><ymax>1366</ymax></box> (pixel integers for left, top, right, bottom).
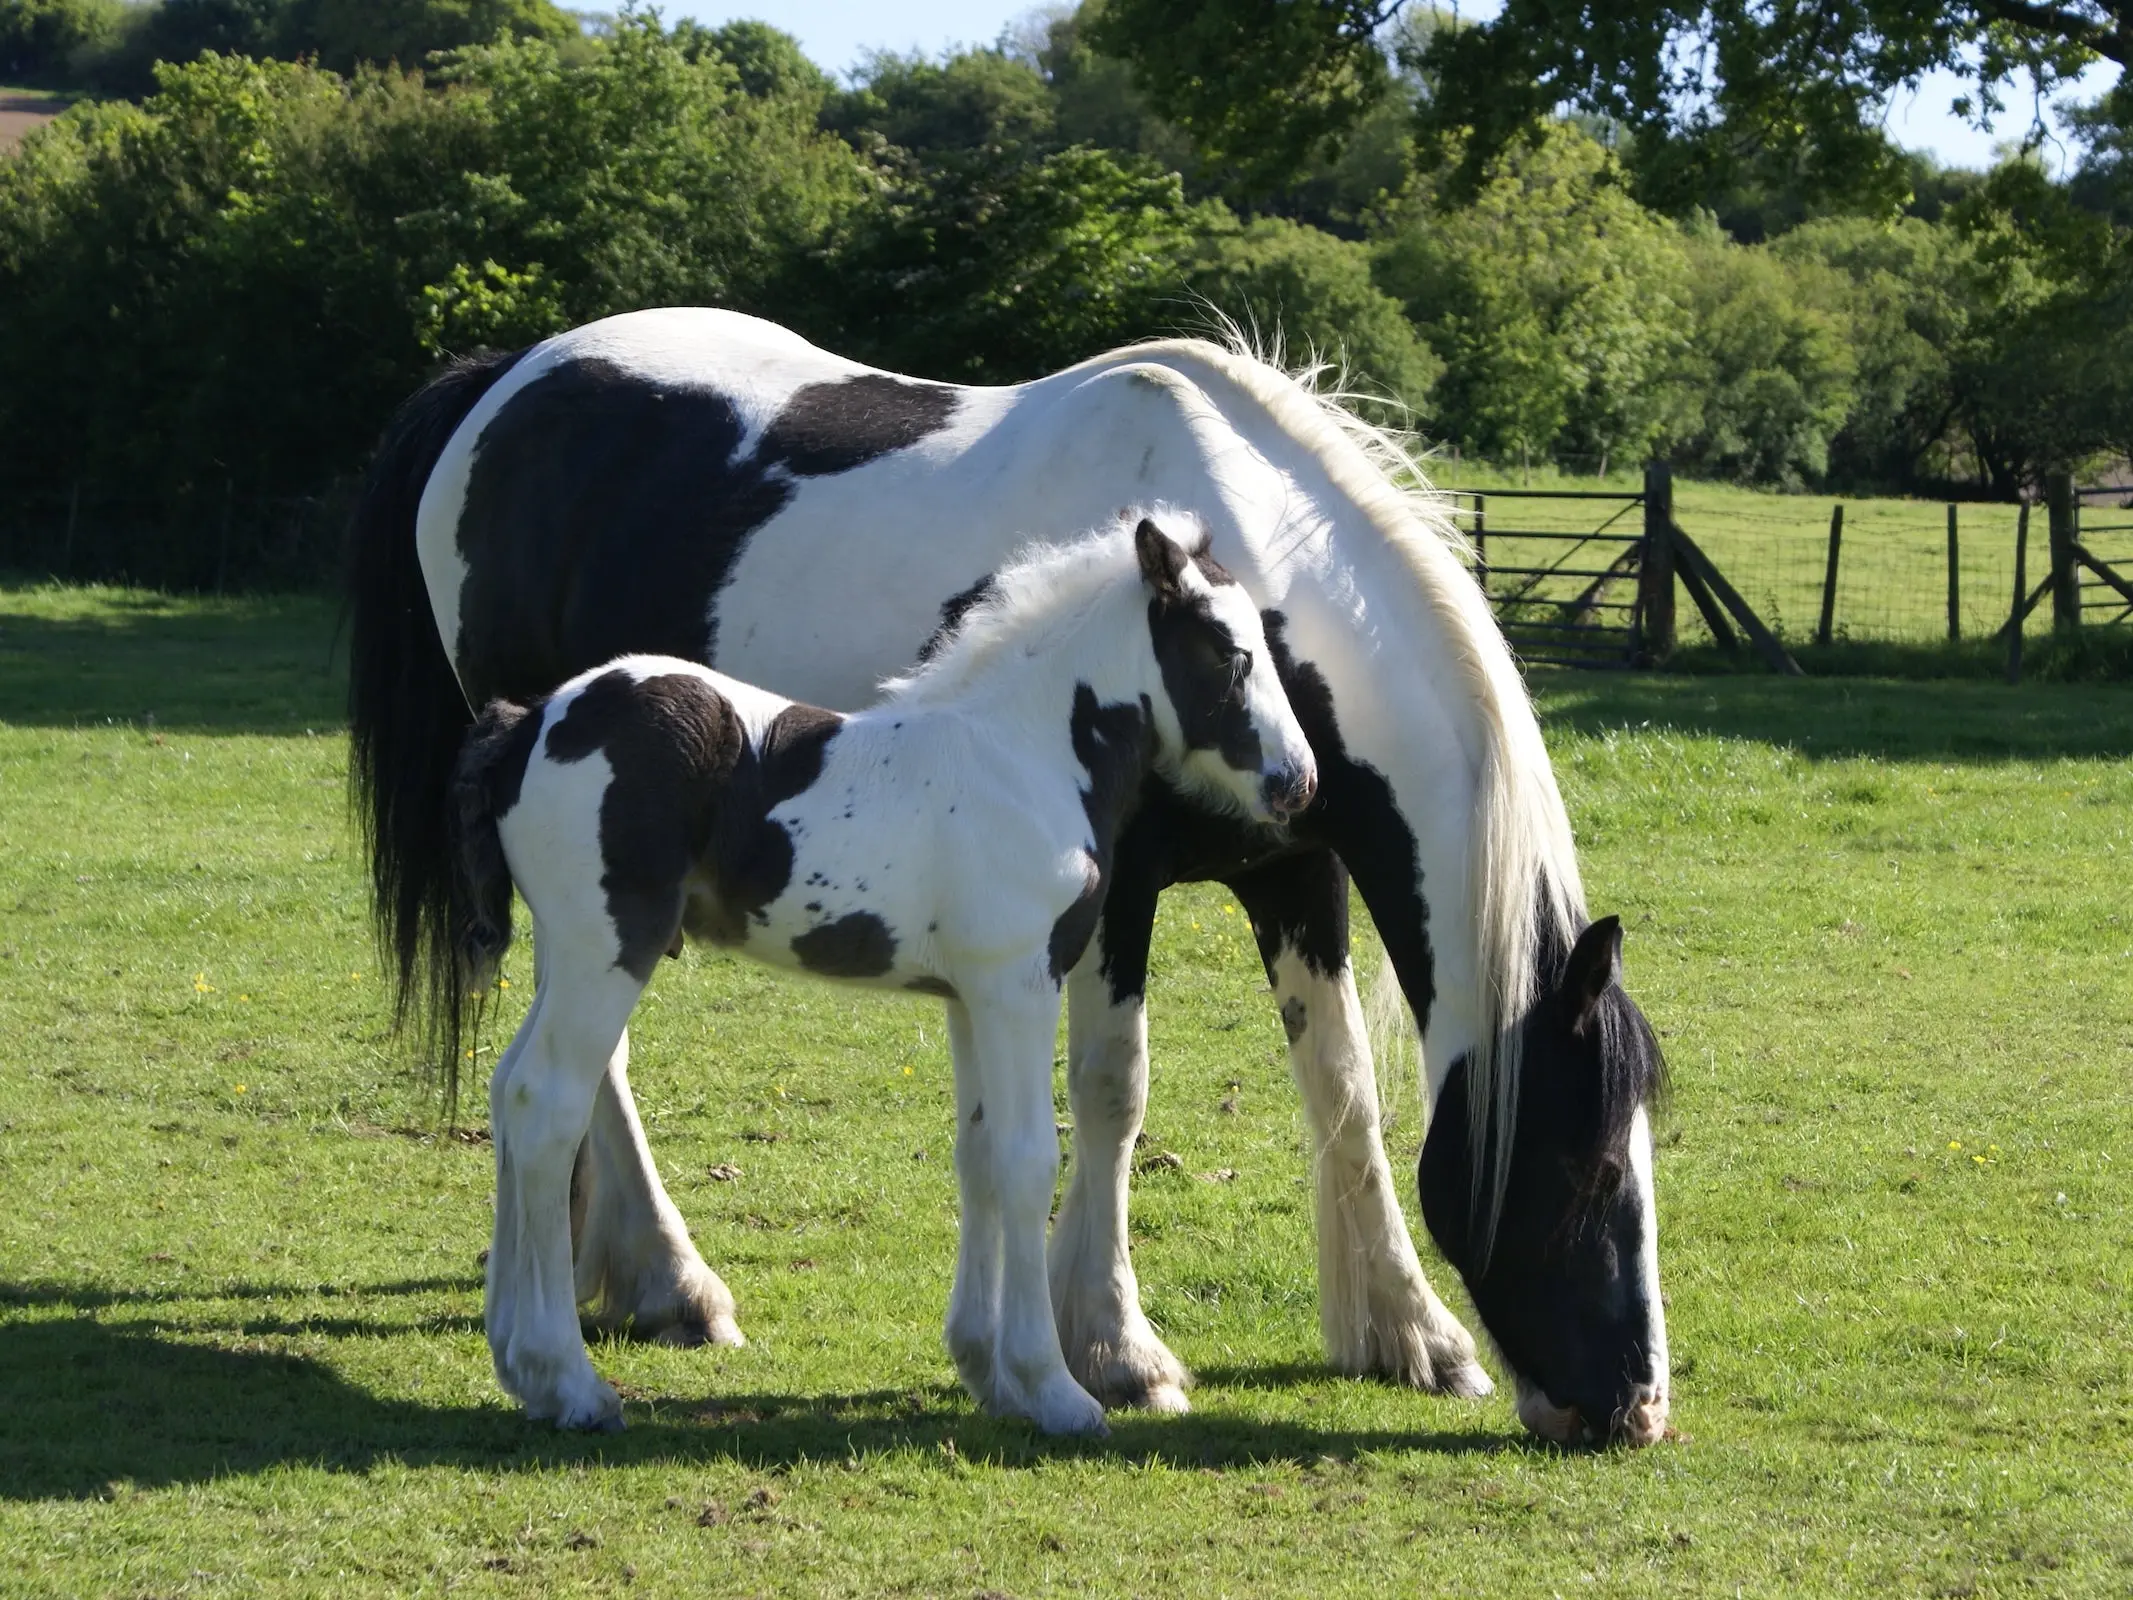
<box><xmin>0</xmin><ymin>90</ymin><xmax>71</xmax><ymax>150</ymax></box>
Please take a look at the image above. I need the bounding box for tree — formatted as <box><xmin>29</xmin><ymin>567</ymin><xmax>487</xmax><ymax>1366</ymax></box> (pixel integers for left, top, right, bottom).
<box><xmin>0</xmin><ymin>0</ymin><xmax>122</xmax><ymax>83</ymax></box>
<box><xmin>1373</xmin><ymin>123</ymin><xmax>1691</xmax><ymax>469</ymax></box>
<box><xmin>1185</xmin><ymin>215</ymin><xmax>1440</xmax><ymax>417</ymax></box>
<box><xmin>1088</xmin><ymin>0</ymin><xmax>2127</xmax><ymax>211</ymax></box>
<box><xmin>1084</xmin><ymin>0</ymin><xmax>1396</xmax><ymax>196</ymax></box>
<box><xmin>796</xmin><ymin>145</ymin><xmax>1205</xmax><ymax>382</ymax></box>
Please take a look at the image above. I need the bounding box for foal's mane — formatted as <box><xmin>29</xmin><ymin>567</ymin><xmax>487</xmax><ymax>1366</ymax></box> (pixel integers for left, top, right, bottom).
<box><xmin>1119</xmin><ymin>321</ymin><xmax>1590</xmax><ymax>1256</ymax></box>
<box><xmin>880</xmin><ymin>524</ymin><xmax>1148</xmax><ymax>706</ymax></box>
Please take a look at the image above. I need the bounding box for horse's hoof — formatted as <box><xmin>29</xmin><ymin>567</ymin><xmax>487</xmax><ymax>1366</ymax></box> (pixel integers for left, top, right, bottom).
<box><xmin>653</xmin><ymin>1314</ymin><xmax>744</xmax><ymax>1350</ymax></box>
<box><xmin>1436</xmin><ymin>1359</ymin><xmax>1494</xmax><ymax>1400</ymax></box>
<box><xmin>560</xmin><ymin>1409</ymin><xmax>626</xmax><ymax>1434</ymax></box>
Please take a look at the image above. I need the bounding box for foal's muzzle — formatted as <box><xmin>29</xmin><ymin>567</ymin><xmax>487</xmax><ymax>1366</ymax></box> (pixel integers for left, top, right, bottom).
<box><xmin>1262</xmin><ymin>763</ymin><xmax>1318</xmax><ymax>822</ymax></box>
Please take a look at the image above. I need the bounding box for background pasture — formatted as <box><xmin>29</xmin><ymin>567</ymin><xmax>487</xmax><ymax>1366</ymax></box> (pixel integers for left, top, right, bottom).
<box><xmin>1</xmin><ymin>582</ymin><xmax>2128</xmax><ymax>1596</ymax></box>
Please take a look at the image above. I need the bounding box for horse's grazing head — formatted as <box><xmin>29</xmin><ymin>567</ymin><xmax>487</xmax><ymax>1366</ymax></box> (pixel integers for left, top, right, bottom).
<box><xmin>1131</xmin><ymin>514</ymin><xmax>1317</xmax><ymax>827</ymax></box>
<box><xmin>1419</xmin><ymin>915</ymin><xmax>1670</xmax><ymax>1448</ymax></box>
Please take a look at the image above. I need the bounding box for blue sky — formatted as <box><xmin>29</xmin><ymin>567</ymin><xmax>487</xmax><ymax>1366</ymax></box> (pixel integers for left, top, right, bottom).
<box><xmin>666</xmin><ymin>0</ymin><xmax>2121</xmax><ymax>174</ymax></box>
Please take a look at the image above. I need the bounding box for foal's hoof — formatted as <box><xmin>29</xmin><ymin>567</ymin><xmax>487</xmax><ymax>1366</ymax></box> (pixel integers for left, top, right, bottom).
<box><xmin>566</xmin><ymin>1411</ymin><xmax>628</xmax><ymax>1435</ymax></box>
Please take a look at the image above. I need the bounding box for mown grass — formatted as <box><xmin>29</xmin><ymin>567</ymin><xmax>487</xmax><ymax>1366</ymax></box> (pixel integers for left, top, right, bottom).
<box><xmin>1</xmin><ymin>582</ymin><xmax>2128</xmax><ymax>1597</ymax></box>
<box><xmin>1439</xmin><ymin>466</ymin><xmax>2133</xmax><ymax>649</ymax></box>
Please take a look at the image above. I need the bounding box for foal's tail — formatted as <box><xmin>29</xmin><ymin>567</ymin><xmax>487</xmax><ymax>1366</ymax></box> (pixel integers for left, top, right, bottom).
<box><xmin>442</xmin><ymin>697</ymin><xmax>536</xmax><ymax>1109</ymax></box>
<box><xmin>345</xmin><ymin>346</ymin><xmax>526</xmax><ymax>1073</ymax></box>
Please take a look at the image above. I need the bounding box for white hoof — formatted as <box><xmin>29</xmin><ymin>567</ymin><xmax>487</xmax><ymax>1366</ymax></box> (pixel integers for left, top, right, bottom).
<box><xmin>1026</xmin><ymin>1373</ymin><xmax>1110</xmax><ymax>1438</ymax></box>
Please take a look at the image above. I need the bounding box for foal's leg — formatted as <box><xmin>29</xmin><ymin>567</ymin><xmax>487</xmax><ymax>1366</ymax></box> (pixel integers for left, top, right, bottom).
<box><xmin>572</xmin><ymin>1034</ymin><xmax>745</xmax><ymax>1349</ymax></box>
<box><xmin>1048</xmin><ymin>894</ymin><xmax>1193</xmax><ymax>1413</ymax></box>
<box><xmin>952</xmin><ymin>980</ymin><xmax>1107</xmax><ymax>1436</ymax></box>
<box><xmin>486</xmin><ymin>927</ymin><xmax>646</xmax><ymax>1430</ymax></box>
<box><xmin>942</xmin><ymin>998</ymin><xmax>1005</xmax><ymax>1407</ymax></box>
<box><xmin>1227</xmin><ymin>851</ymin><xmax>1492</xmax><ymax>1398</ymax></box>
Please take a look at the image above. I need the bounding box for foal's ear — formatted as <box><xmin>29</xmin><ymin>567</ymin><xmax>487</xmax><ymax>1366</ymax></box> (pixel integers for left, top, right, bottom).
<box><xmin>1135</xmin><ymin>517</ymin><xmax>1190</xmax><ymax>603</ymax></box>
<box><xmin>1562</xmin><ymin>915</ymin><xmax>1623</xmax><ymax>1029</ymax></box>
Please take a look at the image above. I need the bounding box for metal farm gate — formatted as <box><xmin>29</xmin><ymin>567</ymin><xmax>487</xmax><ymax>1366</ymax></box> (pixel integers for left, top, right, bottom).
<box><xmin>1445</xmin><ymin>463</ymin><xmax>1799</xmax><ymax>674</ymax></box>
<box><xmin>1447</xmin><ymin>483</ymin><xmax>1649</xmax><ymax>667</ymax></box>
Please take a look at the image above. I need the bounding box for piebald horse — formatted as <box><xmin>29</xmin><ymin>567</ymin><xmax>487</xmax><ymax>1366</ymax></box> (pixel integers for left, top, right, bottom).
<box><xmin>349</xmin><ymin>308</ymin><xmax>1671</xmax><ymax>1445</ymax></box>
<box><xmin>447</xmin><ymin>515</ymin><xmax>1317</xmax><ymax>1433</ymax></box>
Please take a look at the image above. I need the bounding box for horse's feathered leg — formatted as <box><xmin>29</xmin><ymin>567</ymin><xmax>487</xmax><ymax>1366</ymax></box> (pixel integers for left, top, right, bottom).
<box><xmin>1229</xmin><ymin>851</ymin><xmax>1493</xmax><ymax>1398</ymax></box>
<box><xmin>572</xmin><ymin>1034</ymin><xmax>745</xmax><ymax>1349</ymax></box>
<box><xmin>942</xmin><ymin>997</ymin><xmax>1003</xmax><ymax>1406</ymax></box>
<box><xmin>1049</xmin><ymin>912</ymin><xmax>1193</xmax><ymax>1414</ymax></box>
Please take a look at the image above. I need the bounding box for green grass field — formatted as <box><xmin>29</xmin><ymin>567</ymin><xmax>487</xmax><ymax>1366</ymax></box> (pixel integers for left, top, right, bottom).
<box><xmin>2</xmin><ymin>582</ymin><xmax>2129</xmax><ymax>1597</ymax></box>
<box><xmin>1439</xmin><ymin>465</ymin><xmax>2133</xmax><ymax>648</ymax></box>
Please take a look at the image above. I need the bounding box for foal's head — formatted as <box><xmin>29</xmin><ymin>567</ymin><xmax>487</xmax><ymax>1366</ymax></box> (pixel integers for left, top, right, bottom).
<box><xmin>1129</xmin><ymin>514</ymin><xmax>1317</xmax><ymax>826</ymax></box>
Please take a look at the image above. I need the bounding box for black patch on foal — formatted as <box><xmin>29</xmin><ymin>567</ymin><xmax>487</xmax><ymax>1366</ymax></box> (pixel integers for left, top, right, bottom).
<box><xmin>1047</xmin><ymin>685</ymin><xmax>1155</xmax><ymax>982</ymax></box>
<box><xmin>791</xmin><ymin>911</ymin><xmax>898</xmax><ymax>978</ymax></box>
<box><xmin>544</xmin><ymin>671</ymin><xmax>845</xmax><ymax>980</ymax></box>
<box><xmin>452</xmin><ymin>360</ymin><xmax>957</xmax><ymax>702</ymax></box>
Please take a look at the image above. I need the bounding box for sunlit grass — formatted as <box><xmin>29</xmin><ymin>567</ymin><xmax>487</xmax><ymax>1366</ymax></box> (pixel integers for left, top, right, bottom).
<box><xmin>1</xmin><ymin>584</ymin><xmax>2128</xmax><ymax>1596</ymax></box>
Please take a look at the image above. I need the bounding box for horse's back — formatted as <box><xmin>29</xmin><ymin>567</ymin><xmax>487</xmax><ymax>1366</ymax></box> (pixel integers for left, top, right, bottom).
<box><xmin>413</xmin><ymin>310</ymin><xmax>1287</xmax><ymax>711</ymax></box>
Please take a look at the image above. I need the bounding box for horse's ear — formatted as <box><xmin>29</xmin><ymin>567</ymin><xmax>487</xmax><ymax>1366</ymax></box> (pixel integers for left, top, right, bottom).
<box><xmin>1562</xmin><ymin>915</ymin><xmax>1622</xmax><ymax>1028</ymax></box>
<box><xmin>1135</xmin><ymin>517</ymin><xmax>1189</xmax><ymax>603</ymax></box>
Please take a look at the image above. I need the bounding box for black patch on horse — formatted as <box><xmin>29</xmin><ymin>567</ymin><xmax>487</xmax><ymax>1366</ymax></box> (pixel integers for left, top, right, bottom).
<box><xmin>452</xmin><ymin>362</ymin><xmax>957</xmax><ymax>704</ymax></box>
<box><xmin>1047</xmin><ymin>685</ymin><xmax>1155</xmax><ymax>982</ymax></box>
<box><xmin>916</xmin><ymin>573</ymin><xmax>1001</xmax><ymax>664</ymax></box>
<box><xmin>1136</xmin><ymin>522</ymin><xmax>1261</xmax><ymax>775</ymax></box>
<box><xmin>791</xmin><ymin>911</ymin><xmax>898</xmax><ymax>978</ymax></box>
<box><xmin>1259</xmin><ymin>610</ymin><xmax>1432</xmax><ymax>1017</ymax></box>
<box><xmin>759</xmin><ymin>375</ymin><xmax>958</xmax><ymax>478</ymax></box>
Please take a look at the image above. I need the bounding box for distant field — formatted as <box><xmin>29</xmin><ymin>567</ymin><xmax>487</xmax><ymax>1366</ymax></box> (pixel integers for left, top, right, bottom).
<box><xmin>2</xmin><ymin>582</ymin><xmax>2128</xmax><ymax>1596</ymax></box>
<box><xmin>0</xmin><ymin>86</ymin><xmax>70</xmax><ymax>151</ymax></box>
<box><xmin>1436</xmin><ymin>465</ymin><xmax>2133</xmax><ymax>646</ymax></box>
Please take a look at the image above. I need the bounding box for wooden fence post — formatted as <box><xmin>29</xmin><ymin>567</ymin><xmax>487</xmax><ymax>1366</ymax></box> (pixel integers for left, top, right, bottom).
<box><xmin>1472</xmin><ymin>492</ymin><xmax>1488</xmax><ymax>590</ymax></box>
<box><xmin>2007</xmin><ymin>500</ymin><xmax>2029</xmax><ymax>685</ymax></box>
<box><xmin>1946</xmin><ymin>504</ymin><xmax>1961</xmax><ymax>640</ymax></box>
<box><xmin>2045</xmin><ymin>471</ymin><xmax>2079</xmax><ymax>631</ymax></box>
<box><xmin>1637</xmin><ymin>460</ymin><xmax>1675</xmax><ymax>661</ymax></box>
<box><xmin>1817</xmin><ymin>504</ymin><xmax>1843</xmax><ymax>646</ymax></box>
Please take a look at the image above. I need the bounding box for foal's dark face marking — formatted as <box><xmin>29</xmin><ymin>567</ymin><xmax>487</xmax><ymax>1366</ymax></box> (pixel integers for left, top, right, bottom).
<box><xmin>1418</xmin><ymin>917</ymin><xmax>1667</xmax><ymax>1444</ymax></box>
<box><xmin>1136</xmin><ymin>519</ymin><xmax>1262</xmax><ymax>775</ymax></box>
<box><xmin>453</xmin><ymin>361</ymin><xmax>958</xmax><ymax>702</ymax></box>
<box><xmin>540</xmin><ymin>670</ymin><xmax>844</xmax><ymax>979</ymax></box>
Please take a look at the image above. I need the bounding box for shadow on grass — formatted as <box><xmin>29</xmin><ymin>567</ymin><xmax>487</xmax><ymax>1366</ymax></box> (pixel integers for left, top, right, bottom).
<box><xmin>0</xmin><ymin>595</ymin><xmax>345</xmax><ymax>733</ymax></box>
<box><xmin>0</xmin><ymin>1313</ymin><xmax>1523</xmax><ymax>1500</ymax></box>
<box><xmin>1533</xmin><ymin>668</ymin><xmax>2133</xmax><ymax>762</ymax></box>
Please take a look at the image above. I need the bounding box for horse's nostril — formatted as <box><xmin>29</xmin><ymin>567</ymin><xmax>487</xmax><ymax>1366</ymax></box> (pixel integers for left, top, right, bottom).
<box><xmin>1263</xmin><ymin>765</ymin><xmax>1316</xmax><ymax>819</ymax></box>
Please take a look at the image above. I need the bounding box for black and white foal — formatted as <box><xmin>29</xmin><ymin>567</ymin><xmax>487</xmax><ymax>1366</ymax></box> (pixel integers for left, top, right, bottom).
<box><xmin>447</xmin><ymin>515</ymin><xmax>1316</xmax><ymax>1434</ymax></box>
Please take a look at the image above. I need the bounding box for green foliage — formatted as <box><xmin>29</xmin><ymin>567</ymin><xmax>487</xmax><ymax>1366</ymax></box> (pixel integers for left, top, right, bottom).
<box><xmin>0</xmin><ymin>21</ymin><xmax>863</xmax><ymax>537</ymax></box>
<box><xmin>1669</xmin><ymin>221</ymin><xmax>1858</xmax><ymax>485</ymax></box>
<box><xmin>798</xmin><ymin>144</ymin><xmax>1203</xmax><ymax>383</ymax></box>
<box><xmin>1185</xmin><ymin>215</ymin><xmax>1439</xmax><ymax>417</ymax></box>
<box><xmin>825</xmin><ymin>47</ymin><xmax>1056</xmax><ymax>158</ymax></box>
<box><xmin>1086</xmin><ymin>0</ymin><xmax>1396</xmax><ymax>197</ymax></box>
<box><xmin>0</xmin><ymin>0</ymin><xmax>121</xmax><ymax>83</ymax></box>
<box><xmin>1375</xmin><ymin>124</ymin><xmax>1691</xmax><ymax>468</ymax></box>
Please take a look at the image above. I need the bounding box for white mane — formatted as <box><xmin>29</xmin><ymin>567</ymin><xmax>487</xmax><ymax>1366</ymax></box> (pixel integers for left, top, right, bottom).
<box><xmin>1134</xmin><ymin>318</ymin><xmax>1589</xmax><ymax>1255</ymax></box>
<box><xmin>879</xmin><ymin>521</ymin><xmax>1150</xmax><ymax>706</ymax></box>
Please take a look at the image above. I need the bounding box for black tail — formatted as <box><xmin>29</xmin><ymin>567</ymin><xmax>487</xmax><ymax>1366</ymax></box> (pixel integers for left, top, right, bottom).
<box><xmin>346</xmin><ymin>347</ymin><xmax>526</xmax><ymax>1079</ymax></box>
<box><xmin>443</xmin><ymin>696</ymin><xmax>538</xmax><ymax>1109</ymax></box>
